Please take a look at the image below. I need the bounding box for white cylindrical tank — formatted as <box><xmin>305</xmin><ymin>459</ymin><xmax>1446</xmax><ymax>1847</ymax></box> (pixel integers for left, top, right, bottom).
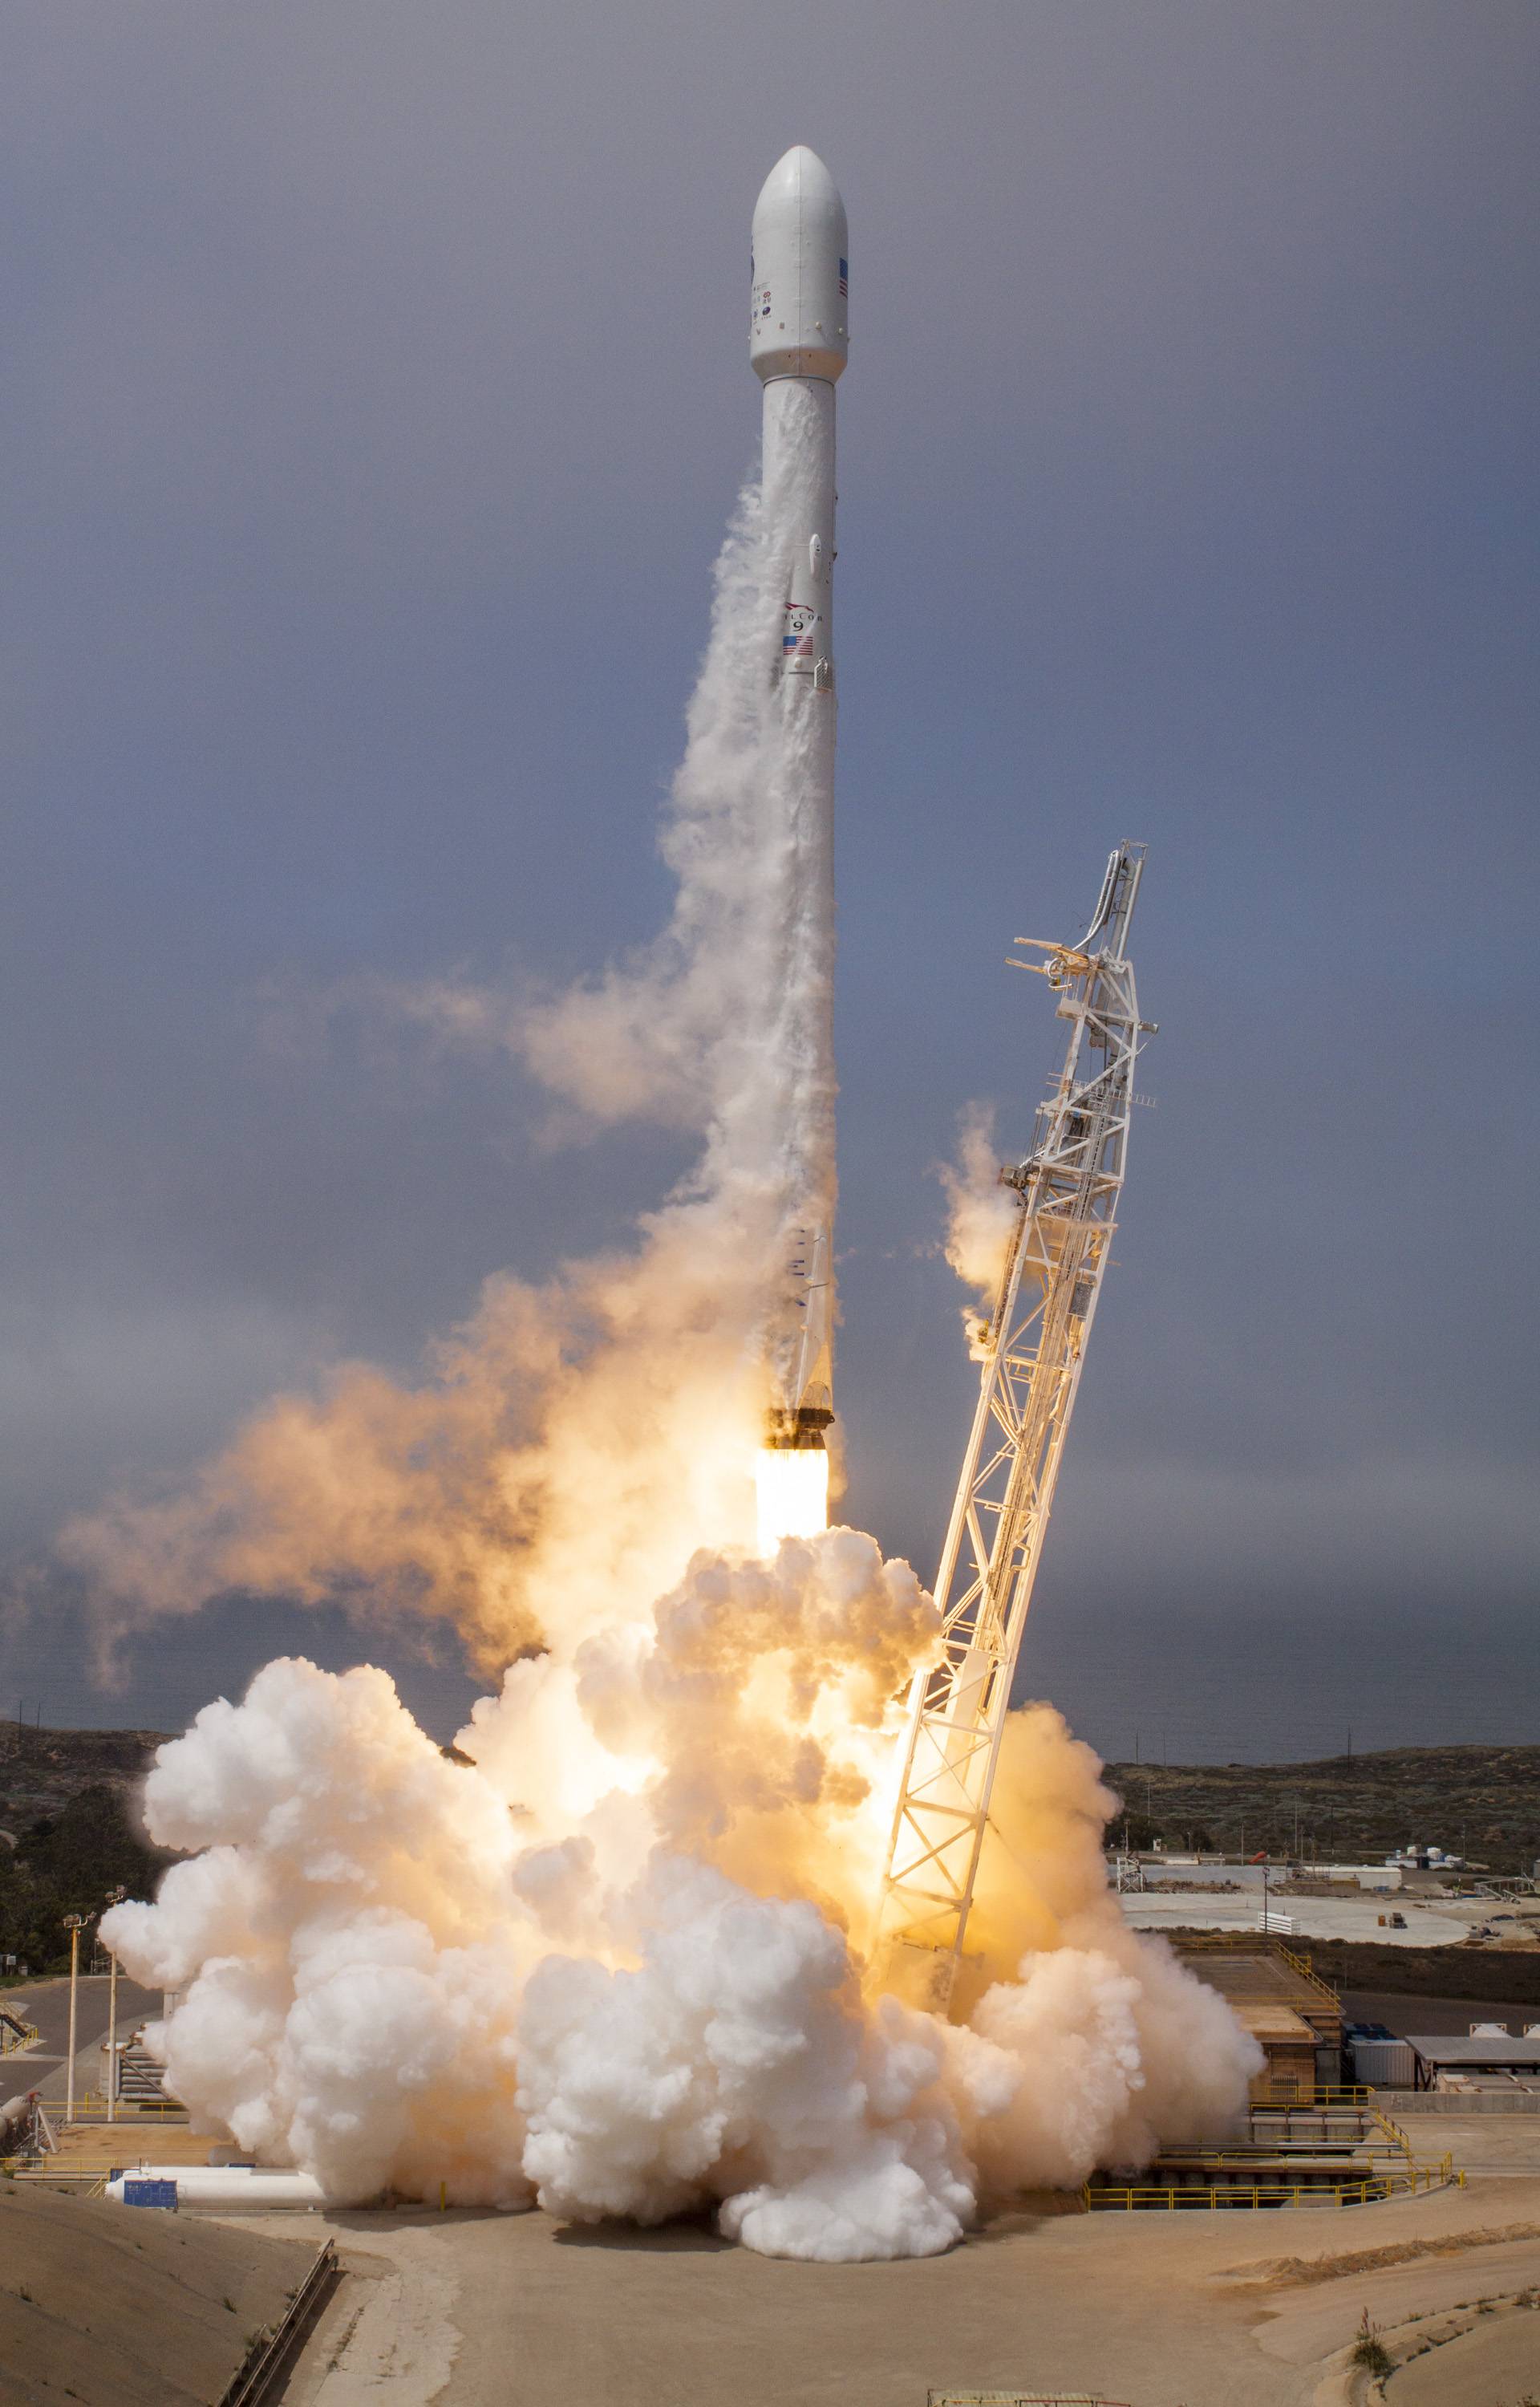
<box><xmin>750</xmin><ymin>147</ymin><xmax>848</xmax><ymax>386</ymax></box>
<box><xmin>106</xmin><ymin>2164</ymin><xmax>325</xmax><ymax>2208</ymax></box>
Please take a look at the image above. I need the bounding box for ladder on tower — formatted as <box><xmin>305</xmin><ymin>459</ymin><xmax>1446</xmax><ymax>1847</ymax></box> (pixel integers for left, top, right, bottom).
<box><xmin>875</xmin><ymin>843</ymin><xmax>1153</xmax><ymax>2011</ymax></box>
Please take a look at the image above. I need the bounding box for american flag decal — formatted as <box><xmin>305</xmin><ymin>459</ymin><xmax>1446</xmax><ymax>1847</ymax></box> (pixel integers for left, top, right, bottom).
<box><xmin>838</xmin><ymin>258</ymin><xmax>848</xmax><ymax>297</ymax></box>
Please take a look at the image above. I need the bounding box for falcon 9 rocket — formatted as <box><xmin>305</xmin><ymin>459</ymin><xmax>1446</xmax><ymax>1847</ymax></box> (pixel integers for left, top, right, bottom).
<box><xmin>750</xmin><ymin>146</ymin><xmax>847</xmax><ymax>1552</ymax></box>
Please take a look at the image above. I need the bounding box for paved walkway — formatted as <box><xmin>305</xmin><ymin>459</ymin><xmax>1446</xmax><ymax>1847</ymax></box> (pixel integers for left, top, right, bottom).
<box><xmin>1</xmin><ymin>1972</ymin><xmax>161</xmax><ymax>2103</ymax></box>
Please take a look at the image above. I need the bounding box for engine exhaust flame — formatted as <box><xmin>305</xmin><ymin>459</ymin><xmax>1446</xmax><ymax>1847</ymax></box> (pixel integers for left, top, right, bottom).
<box><xmin>754</xmin><ymin>1444</ymin><xmax>830</xmax><ymax>1554</ymax></box>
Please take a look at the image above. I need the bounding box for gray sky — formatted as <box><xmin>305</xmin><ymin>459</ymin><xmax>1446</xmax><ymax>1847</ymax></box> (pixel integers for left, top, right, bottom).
<box><xmin>2</xmin><ymin>2</ymin><xmax>1536</xmax><ymax>1756</ymax></box>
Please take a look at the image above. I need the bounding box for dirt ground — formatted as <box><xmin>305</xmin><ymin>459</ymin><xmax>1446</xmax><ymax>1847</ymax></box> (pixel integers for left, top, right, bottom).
<box><xmin>0</xmin><ymin>2177</ymin><xmax>321</xmax><ymax>2407</ymax></box>
<box><xmin>1387</xmin><ymin>2303</ymin><xmax>1540</xmax><ymax>2401</ymax></box>
<box><xmin>1343</xmin><ymin>1987</ymin><xmax>1540</xmax><ymax>2037</ymax></box>
<box><xmin>234</xmin><ymin>2128</ymin><xmax>1540</xmax><ymax>2407</ymax></box>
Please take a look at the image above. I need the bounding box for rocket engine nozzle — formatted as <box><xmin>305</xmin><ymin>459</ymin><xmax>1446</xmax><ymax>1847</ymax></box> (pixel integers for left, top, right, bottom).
<box><xmin>764</xmin><ymin>1402</ymin><xmax>833</xmax><ymax>1451</ymax></box>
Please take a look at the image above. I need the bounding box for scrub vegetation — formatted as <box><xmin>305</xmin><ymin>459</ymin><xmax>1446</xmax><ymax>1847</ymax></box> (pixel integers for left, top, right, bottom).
<box><xmin>0</xmin><ymin>1725</ymin><xmax>172</xmax><ymax>1975</ymax></box>
<box><xmin>1103</xmin><ymin>1745</ymin><xmax>1540</xmax><ymax>1873</ymax></box>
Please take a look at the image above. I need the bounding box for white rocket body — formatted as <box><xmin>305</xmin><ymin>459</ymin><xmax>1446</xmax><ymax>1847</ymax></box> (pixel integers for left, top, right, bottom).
<box><xmin>751</xmin><ymin>148</ymin><xmax>845</xmax><ymax>1452</ymax></box>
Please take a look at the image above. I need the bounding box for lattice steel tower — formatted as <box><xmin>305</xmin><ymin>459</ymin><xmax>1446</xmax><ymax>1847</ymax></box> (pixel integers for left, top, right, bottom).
<box><xmin>876</xmin><ymin>844</ymin><xmax>1153</xmax><ymax>2010</ymax></box>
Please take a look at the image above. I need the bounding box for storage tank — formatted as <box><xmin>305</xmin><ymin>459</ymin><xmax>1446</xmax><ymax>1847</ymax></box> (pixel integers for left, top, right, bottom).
<box><xmin>105</xmin><ymin>2164</ymin><xmax>324</xmax><ymax>2209</ymax></box>
<box><xmin>0</xmin><ymin>2093</ymin><xmax>34</xmax><ymax>2148</ymax></box>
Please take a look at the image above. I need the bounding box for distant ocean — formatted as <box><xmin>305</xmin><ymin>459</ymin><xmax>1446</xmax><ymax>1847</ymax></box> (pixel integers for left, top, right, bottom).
<box><xmin>1015</xmin><ymin>1592</ymin><xmax>1539</xmax><ymax>1766</ymax></box>
<box><xmin>4</xmin><ymin>1587</ymin><xmax>1534</xmax><ymax>1764</ymax></box>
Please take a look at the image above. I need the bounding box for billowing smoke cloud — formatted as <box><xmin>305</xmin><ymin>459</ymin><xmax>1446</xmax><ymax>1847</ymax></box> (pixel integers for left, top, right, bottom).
<box><xmin>516</xmin><ymin>1861</ymin><xmax>975</xmax><ymax>2263</ymax></box>
<box><xmin>87</xmin><ymin>462</ymin><xmax>1259</xmax><ymax>2256</ymax></box>
<box><xmin>105</xmin><ymin>1652</ymin><xmax>1258</xmax><ymax>2251</ymax></box>
<box><xmin>59</xmin><ymin>479</ymin><xmax>826</xmax><ymax>1670</ymax></box>
<box><xmin>939</xmin><ymin>1104</ymin><xmax>1019</xmax><ymax>1359</ymax></box>
<box><xmin>102</xmin><ymin>1657</ymin><xmax>537</xmax><ymax>2210</ymax></box>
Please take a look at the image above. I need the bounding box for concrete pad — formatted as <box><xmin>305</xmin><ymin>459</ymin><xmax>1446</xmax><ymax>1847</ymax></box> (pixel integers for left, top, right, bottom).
<box><xmin>273</xmin><ymin>2218</ymin><xmax>462</xmax><ymax>2406</ymax></box>
<box><xmin>269</xmin><ymin>2174</ymin><xmax>1540</xmax><ymax>2407</ymax></box>
<box><xmin>1123</xmin><ymin>1893</ymin><xmax>1475</xmax><ymax>1947</ymax></box>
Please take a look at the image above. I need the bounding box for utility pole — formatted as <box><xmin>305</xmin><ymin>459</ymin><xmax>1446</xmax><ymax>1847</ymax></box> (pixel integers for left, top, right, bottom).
<box><xmin>63</xmin><ymin>1915</ymin><xmax>85</xmax><ymax>2126</ymax></box>
<box><xmin>103</xmin><ymin>1888</ymin><xmax>125</xmax><ymax>2124</ymax></box>
<box><xmin>106</xmin><ymin>1948</ymin><xmax>119</xmax><ymax>2122</ymax></box>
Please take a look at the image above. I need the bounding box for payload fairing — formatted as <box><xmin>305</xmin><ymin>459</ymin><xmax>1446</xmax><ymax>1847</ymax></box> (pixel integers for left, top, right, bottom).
<box><xmin>751</xmin><ymin>148</ymin><xmax>847</xmax><ymax>1532</ymax></box>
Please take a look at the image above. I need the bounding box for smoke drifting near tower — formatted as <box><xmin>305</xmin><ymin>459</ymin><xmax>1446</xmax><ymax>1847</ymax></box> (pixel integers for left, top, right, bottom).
<box><xmin>86</xmin><ymin>151</ymin><xmax>1259</xmax><ymax>2259</ymax></box>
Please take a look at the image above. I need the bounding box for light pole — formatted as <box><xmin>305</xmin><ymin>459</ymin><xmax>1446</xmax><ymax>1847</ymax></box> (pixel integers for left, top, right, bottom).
<box><xmin>103</xmin><ymin>1888</ymin><xmax>125</xmax><ymax>2124</ymax></box>
<box><xmin>63</xmin><ymin>1914</ymin><xmax>86</xmax><ymax>2126</ymax></box>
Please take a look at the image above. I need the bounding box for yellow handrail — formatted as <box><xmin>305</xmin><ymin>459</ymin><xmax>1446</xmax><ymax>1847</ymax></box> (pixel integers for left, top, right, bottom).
<box><xmin>1273</xmin><ymin>1940</ymin><xmax>1342</xmax><ymax>2003</ymax></box>
<box><xmin>64</xmin><ymin>2092</ymin><xmax>186</xmax><ymax>2121</ymax></box>
<box><xmin>1165</xmin><ymin>1930</ymin><xmax>1342</xmax><ymax>2007</ymax></box>
<box><xmin>1078</xmin><ymin>2166</ymin><xmax>1463</xmax><ymax>2214</ymax></box>
<box><xmin>1251</xmin><ymin>2084</ymin><xmax>1372</xmax><ymax>2108</ymax></box>
<box><xmin>1081</xmin><ymin>2161</ymin><xmax>1461</xmax><ymax>2211</ymax></box>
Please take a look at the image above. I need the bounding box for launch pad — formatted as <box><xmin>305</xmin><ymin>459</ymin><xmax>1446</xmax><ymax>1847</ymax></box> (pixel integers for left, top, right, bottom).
<box><xmin>245</xmin><ymin>2151</ymin><xmax>1540</xmax><ymax>2407</ymax></box>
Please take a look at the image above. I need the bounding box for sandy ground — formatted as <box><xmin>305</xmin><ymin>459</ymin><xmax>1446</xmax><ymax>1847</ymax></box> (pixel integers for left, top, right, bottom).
<box><xmin>1387</xmin><ymin>2301</ymin><xmax>1540</xmax><ymax>2401</ymax></box>
<box><xmin>235</xmin><ymin>2129</ymin><xmax>1540</xmax><ymax>2407</ymax></box>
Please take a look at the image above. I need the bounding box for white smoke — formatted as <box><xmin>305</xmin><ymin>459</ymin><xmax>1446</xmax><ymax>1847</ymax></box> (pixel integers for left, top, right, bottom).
<box><xmin>517</xmin><ymin>1858</ymin><xmax>974</xmax><ymax>2262</ymax></box>
<box><xmin>103</xmin><ymin>1658</ymin><xmax>537</xmax><ymax>2209</ymax></box>
<box><xmin>106</xmin><ymin>1656</ymin><xmax>1258</xmax><ymax>2251</ymax></box>
<box><xmin>938</xmin><ymin>1105</ymin><xmax>1019</xmax><ymax>1359</ymax></box>
<box><xmin>58</xmin><ymin>477</ymin><xmax>827</xmax><ymax>1670</ymax></box>
<box><xmin>86</xmin><ymin>456</ymin><xmax>1260</xmax><ymax>2256</ymax></box>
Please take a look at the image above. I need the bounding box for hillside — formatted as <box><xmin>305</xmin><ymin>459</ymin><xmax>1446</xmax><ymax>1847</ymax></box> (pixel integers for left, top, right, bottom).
<box><xmin>0</xmin><ymin>1724</ymin><xmax>173</xmax><ymax>1977</ymax></box>
<box><xmin>0</xmin><ymin>1721</ymin><xmax>169</xmax><ymax>1825</ymax></box>
<box><xmin>6</xmin><ymin>1727</ymin><xmax>1538</xmax><ymax>1978</ymax></box>
<box><xmin>0</xmin><ymin>2178</ymin><xmax>319</xmax><ymax>2407</ymax></box>
<box><xmin>1101</xmin><ymin>1744</ymin><xmax>1540</xmax><ymax>1873</ymax></box>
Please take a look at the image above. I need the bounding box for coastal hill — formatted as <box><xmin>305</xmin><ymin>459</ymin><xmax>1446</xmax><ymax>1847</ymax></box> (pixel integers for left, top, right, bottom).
<box><xmin>1100</xmin><ymin>1745</ymin><xmax>1540</xmax><ymax>1873</ymax></box>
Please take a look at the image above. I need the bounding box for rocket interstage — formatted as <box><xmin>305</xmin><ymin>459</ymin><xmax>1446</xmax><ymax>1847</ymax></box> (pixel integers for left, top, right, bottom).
<box><xmin>750</xmin><ymin>148</ymin><xmax>845</xmax><ymax>1544</ymax></box>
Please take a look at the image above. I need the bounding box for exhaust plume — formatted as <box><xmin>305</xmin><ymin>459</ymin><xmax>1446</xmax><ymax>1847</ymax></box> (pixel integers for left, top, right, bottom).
<box><xmin>61</xmin><ymin>481</ymin><xmax>825</xmax><ymax>1668</ymax></box>
<box><xmin>940</xmin><ymin>1103</ymin><xmax>1019</xmax><ymax>1360</ymax></box>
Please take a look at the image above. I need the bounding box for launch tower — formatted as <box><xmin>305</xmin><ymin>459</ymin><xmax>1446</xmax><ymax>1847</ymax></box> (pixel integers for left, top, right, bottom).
<box><xmin>876</xmin><ymin>845</ymin><xmax>1153</xmax><ymax>2009</ymax></box>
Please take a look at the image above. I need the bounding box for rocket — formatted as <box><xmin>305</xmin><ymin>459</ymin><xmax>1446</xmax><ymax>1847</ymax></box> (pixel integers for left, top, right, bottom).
<box><xmin>751</xmin><ymin>148</ymin><xmax>847</xmax><ymax>1482</ymax></box>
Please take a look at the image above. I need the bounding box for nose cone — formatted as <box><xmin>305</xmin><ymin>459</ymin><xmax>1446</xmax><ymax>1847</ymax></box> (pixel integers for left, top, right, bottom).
<box><xmin>752</xmin><ymin>145</ymin><xmax>844</xmax><ymax>233</ymax></box>
<box><xmin>750</xmin><ymin>147</ymin><xmax>848</xmax><ymax>384</ymax></box>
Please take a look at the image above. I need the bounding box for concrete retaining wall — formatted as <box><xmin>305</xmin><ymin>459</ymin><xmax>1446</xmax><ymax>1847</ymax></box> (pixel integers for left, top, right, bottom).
<box><xmin>1373</xmin><ymin>2088</ymin><xmax>1540</xmax><ymax>2114</ymax></box>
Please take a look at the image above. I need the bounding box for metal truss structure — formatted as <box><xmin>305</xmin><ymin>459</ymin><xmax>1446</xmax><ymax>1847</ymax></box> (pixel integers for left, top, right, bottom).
<box><xmin>876</xmin><ymin>843</ymin><xmax>1153</xmax><ymax>2010</ymax></box>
